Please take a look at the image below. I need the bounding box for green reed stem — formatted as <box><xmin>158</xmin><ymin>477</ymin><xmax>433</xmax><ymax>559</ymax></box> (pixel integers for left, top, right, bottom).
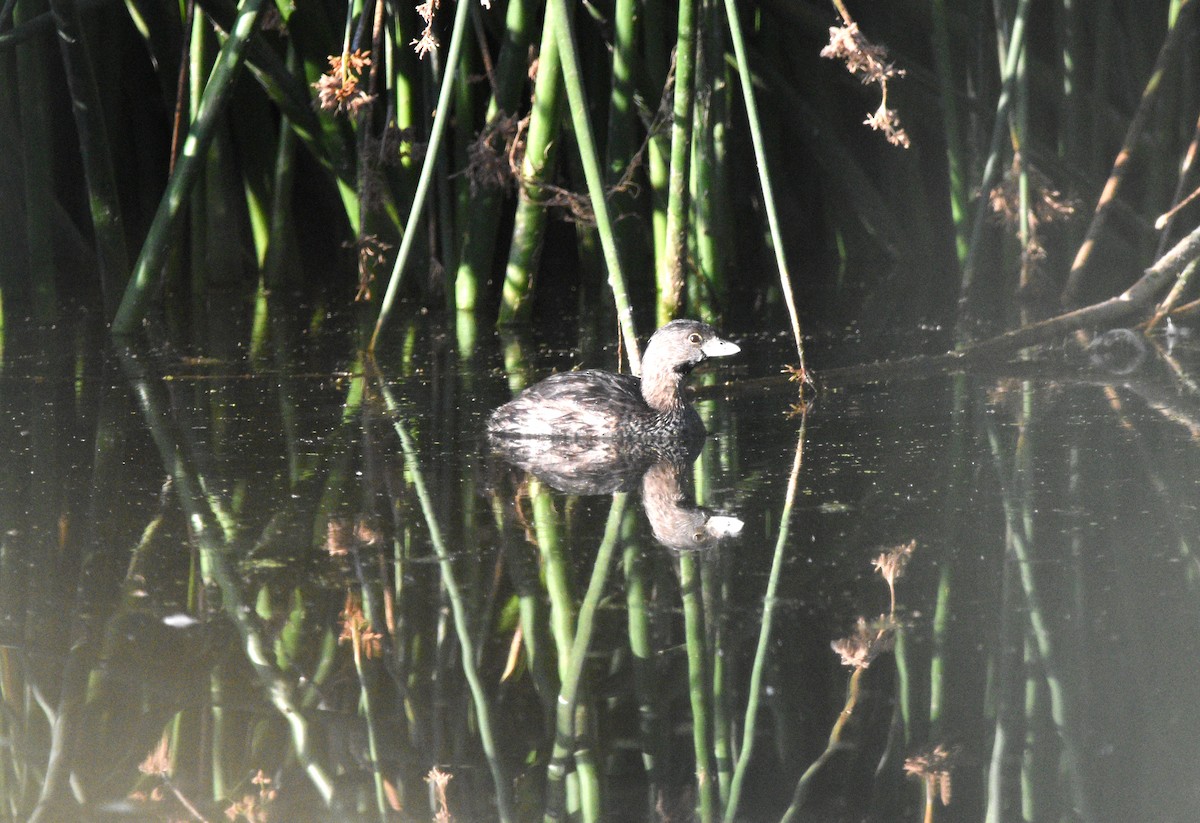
<box><xmin>498</xmin><ymin>0</ymin><xmax>563</xmax><ymax>328</ymax></box>
<box><xmin>376</xmin><ymin>367</ymin><xmax>514</xmax><ymax>822</ymax></box>
<box><xmin>545</xmin><ymin>492</ymin><xmax>627</xmax><ymax>823</ymax></box>
<box><xmin>49</xmin><ymin>0</ymin><xmax>128</xmax><ymax>315</ymax></box>
<box><xmin>530</xmin><ymin>478</ymin><xmax>587</xmax><ymax>813</ymax></box>
<box><xmin>602</xmin><ymin>0</ymin><xmax>639</xmax><ymax>289</ymax></box>
<box><xmin>930</xmin><ymin>0</ymin><xmax>968</xmax><ymax>265</ymax></box>
<box><xmin>657</xmin><ymin>0</ymin><xmax>695</xmax><ymax>326</ymax></box>
<box><xmin>984</xmin><ymin>414</ymin><xmax>1095</xmax><ymax>823</ymax></box>
<box><xmin>548</xmin><ymin>0</ymin><xmax>641</xmax><ymax>372</ymax></box>
<box><xmin>928</xmin><ymin>563</ymin><xmax>950</xmax><ymax>733</ymax></box>
<box><xmin>690</xmin><ymin>0</ymin><xmax>728</xmax><ymax>323</ymax></box>
<box><xmin>605</xmin><ymin>0</ymin><xmax>636</xmax><ymax>186</ymax></box>
<box><xmin>1015</xmin><ymin>50</ymin><xmax>1033</xmax><ymax>292</ymax></box>
<box><xmin>688</xmin><ymin>45</ymin><xmax>714</xmax><ymax>322</ymax></box>
<box><xmin>984</xmin><ymin>554</ymin><xmax>1016</xmax><ymax>823</ymax></box>
<box><xmin>264</xmin><ymin>50</ymin><xmax>299</xmax><ymax>290</ymax></box>
<box><xmin>111</xmin><ymin>0</ymin><xmax>266</xmax><ymax>335</ymax></box>
<box><xmin>453</xmin><ymin>0</ymin><xmax>534</xmax><ymax>312</ymax></box>
<box><xmin>956</xmin><ymin>0</ymin><xmax>1031</xmax><ymax>344</ymax></box>
<box><xmin>350</xmin><ymin>613</ymin><xmax>389</xmax><ymax>818</ymax></box>
<box><xmin>679</xmin><ymin>551</ymin><xmax>715</xmax><ymax>823</ymax></box>
<box><xmin>531</xmin><ymin>482</ymin><xmax>572</xmax><ymax>673</ymax></box>
<box><xmin>118</xmin><ymin>346</ymin><xmax>335</xmax><ymax>802</ymax></box>
<box><xmin>622</xmin><ymin>511</ymin><xmax>660</xmax><ymax>788</ymax></box>
<box><xmin>722</xmin><ymin>0</ymin><xmax>805</xmax><ymax>371</ymax></box>
<box><xmin>725</xmin><ymin>420</ymin><xmax>805</xmax><ymax>821</ymax></box>
<box><xmin>702</xmin><ymin>555</ymin><xmax>731</xmax><ymax>806</ymax></box>
<box><xmin>368</xmin><ymin>0</ymin><xmax>472</xmax><ymax>350</ymax></box>
<box><xmin>1021</xmin><ymin>636</ymin><xmax>1049</xmax><ymax>819</ymax></box>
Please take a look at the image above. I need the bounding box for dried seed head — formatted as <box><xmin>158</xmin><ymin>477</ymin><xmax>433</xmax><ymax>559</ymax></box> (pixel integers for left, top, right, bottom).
<box><xmin>831</xmin><ymin>615</ymin><xmax>895</xmax><ymax>669</ymax></box>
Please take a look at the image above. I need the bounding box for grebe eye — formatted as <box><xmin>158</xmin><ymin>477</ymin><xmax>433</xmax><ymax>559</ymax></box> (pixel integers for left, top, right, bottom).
<box><xmin>688</xmin><ymin>332</ymin><xmax>702</xmax><ymax>344</ymax></box>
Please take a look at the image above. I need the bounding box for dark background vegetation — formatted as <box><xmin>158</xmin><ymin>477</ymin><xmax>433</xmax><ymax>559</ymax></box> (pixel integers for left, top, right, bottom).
<box><xmin>2</xmin><ymin>0</ymin><xmax>1197</xmax><ymax>352</ymax></box>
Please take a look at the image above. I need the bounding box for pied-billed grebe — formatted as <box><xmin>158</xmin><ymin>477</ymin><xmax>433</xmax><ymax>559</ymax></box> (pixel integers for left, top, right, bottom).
<box><xmin>487</xmin><ymin>320</ymin><xmax>740</xmax><ymax>440</ymax></box>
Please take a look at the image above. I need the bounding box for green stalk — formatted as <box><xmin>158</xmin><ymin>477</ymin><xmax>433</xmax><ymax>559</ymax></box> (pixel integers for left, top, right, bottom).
<box><xmin>1015</xmin><ymin>48</ymin><xmax>1032</xmax><ymax>293</ymax></box>
<box><xmin>490</xmin><ymin>493</ymin><xmax>555</xmax><ymax>709</ymax></box>
<box><xmin>453</xmin><ymin>0</ymin><xmax>535</xmax><ymax>312</ymax></box>
<box><xmin>375</xmin><ymin>368</ymin><xmax>514</xmax><ymax>822</ymax></box>
<box><xmin>350</xmin><ymin>610</ymin><xmax>389</xmax><ymax>818</ymax></box>
<box><xmin>186</xmin><ymin>8</ymin><xmax>209</xmax><ymax>328</ymax></box>
<box><xmin>724</xmin><ymin>422</ymin><xmax>805</xmax><ymax>821</ymax></box>
<box><xmin>497</xmin><ymin>0</ymin><xmax>564</xmax><ymax>328</ymax></box>
<box><xmin>545</xmin><ymin>493</ymin><xmax>628</xmax><ymax>823</ymax></box>
<box><xmin>930</xmin><ymin>0</ymin><xmax>968</xmax><ymax>264</ymax></box>
<box><xmin>985</xmin><ymin>557</ymin><xmax>1016</xmax><ymax>823</ymax></box>
<box><xmin>722</xmin><ymin>0</ymin><xmax>805</xmax><ymax>370</ymax></box>
<box><xmin>691</xmin><ymin>0</ymin><xmax>729</xmax><ymax>323</ymax></box>
<box><xmin>530</xmin><ymin>479</ymin><xmax>591</xmax><ymax>814</ymax></box>
<box><xmin>679</xmin><ymin>552</ymin><xmax>715</xmax><ymax>823</ymax></box>
<box><xmin>622</xmin><ymin>519</ymin><xmax>661</xmax><ymax>778</ymax></box>
<box><xmin>548</xmin><ymin>0</ymin><xmax>641</xmax><ymax>371</ymax></box>
<box><xmin>233</xmin><ymin>96</ymin><xmax>274</xmax><ymax>272</ymax></box>
<box><xmin>928</xmin><ymin>564</ymin><xmax>951</xmax><ymax>733</ymax></box>
<box><xmin>602</xmin><ymin>0</ymin><xmax>639</xmax><ymax>286</ymax></box>
<box><xmin>658</xmin><ymin>0</ymin><xmax>696</xmax><ymax>326</ymax></box>
<box><xmin>1021</xmin><ymin>636</ymin><xmax>1049</xmax><ymax>820</ymax></box>
<box><xmin>263</xmin><ymin>48</ymin><xmax>299</xmax><ymax>291</ymax></box>
<box><xmin>111</xmin><ymin>0</ymin><xmax>267</xmax><ymax>335</ymax></box>
<box><xmin>194</xmin><ymin>0</ymin><xmax>340</xmax><ymax>179</ymax></box>
<box><xmin>368</xmin><ymin>0</ymin><xmax>473</xmax><ymax>350</ymax></box>
<box><xmin>49</xmin><ymin>0</ymin><xmax>128</xmax><ymax>315</ymax></box>
<box><xmin>956</xmin><ymin>0</ymin><xmax>1032</xmax><ymax>343</ymax></box>
<box><xmin>688</xmin><ymin>39</ymin><xmax>713</xmax><ymax>321</ymax></box>
<box><xmin>118</xmin><ymin>346</ymin><xmax>334</xmax><ymax>801</ymax></box>
<box><xmin>984</xmin><ymin>415</ymin><xmax>1094</xmax><ymax>823</ymax></box>
<box><xmin>605</xmin><ymin>0</ymin><xmax>636</xmax><ymax>186</ymax></box>
<box><xmin>641</xmin><ymin>0</ymin><xmax>669</xmax><ymax>275</ymax></box>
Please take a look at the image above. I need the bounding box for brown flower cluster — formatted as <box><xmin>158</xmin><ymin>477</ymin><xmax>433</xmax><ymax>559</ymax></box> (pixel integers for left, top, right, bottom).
<box><xmin>831</xmin><ymin>615</ymin><xmax>895</xmax><ymax>669</ymax></box>
<box><xmin>352</xmin><ymin>235</ymin><xmax>393</xmax><ymax>301</ymax></box>
<box><xmin>225</xmin><ymin>770</ymin><xmax>278</xmax><ymax>822</ymax></box>
<box><xmin>313</xmin><ymin>50</ymin><xmax>373</xmax><ymax>116</ymax></box>
<box><xmin>426</xmin><ymin>767</ymin><xmax>454</xmax><ymax>822</ymax></box>
<box><xmin>340</xmin><ymin>592</ymin><xmax>383</xmax><ymax>660</ymax></box>
<box><xmin>412</xmin><ymin>0</ymin><xmax>439</xmax><ymax>58</ymax></box>
<box><xmin>821</xmin><ymin>20</ymin><xmax>910</xmax><ymax>148</ymax></box>
<box><xmin>904</xmin><ymin>743</ymin><xmax>959</xmax><ymax>808</ymax></box>
<box><xmin>873</xmin><ymin>539</ymin><xmax>915</xmax><ymax>615</ymax></box>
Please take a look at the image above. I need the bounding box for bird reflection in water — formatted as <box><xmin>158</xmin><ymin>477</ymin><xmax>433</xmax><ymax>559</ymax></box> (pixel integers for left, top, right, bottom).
<box><xmin>639</xmin><ymin>460</ymin><xmax>743</xmax><ymax>551</ymax></box>
<box><xmin>488</xmin><ymin>436</ymin><xmax>742</xmax><ymax>551</ymax></box>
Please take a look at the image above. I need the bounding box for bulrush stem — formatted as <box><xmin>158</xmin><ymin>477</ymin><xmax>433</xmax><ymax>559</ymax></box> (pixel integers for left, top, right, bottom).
<box><xmin>112</xmin><ymin>0</ymin><xmax>268</xmax><ymax>335</ymax></box>
<box><xmin>658</xmin><ymin>0</ymin><xmax>696</xmax><ymax>327</ymax></box>
<box><xmin>548</xmin><ymin>0</ymin><xmax>642</xmax><ymax>373</ymax></box>
<box><xmin>368</xmin><ymin>0</ymin><xmax>473</xmax><ymax>350</ymax></box>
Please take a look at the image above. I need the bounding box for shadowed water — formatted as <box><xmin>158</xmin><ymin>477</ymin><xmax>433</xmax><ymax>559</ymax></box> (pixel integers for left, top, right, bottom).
<box><xmin>2</xmin><ymin>317</ymin><xmax>1200</xmax><ymax>822</ymax></box>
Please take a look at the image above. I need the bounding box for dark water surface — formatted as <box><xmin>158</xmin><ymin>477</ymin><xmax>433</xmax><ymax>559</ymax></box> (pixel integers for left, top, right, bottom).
<box><xmin>3</xmin><ymin>318</ymin><xmax>1200</xmax><ymax>822</ymax></box>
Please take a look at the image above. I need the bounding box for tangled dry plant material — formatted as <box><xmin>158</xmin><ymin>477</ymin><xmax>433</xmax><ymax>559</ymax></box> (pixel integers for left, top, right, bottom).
<box><xmin>313</xmin><ymin>50</ymin><xmax>374</xmax><ymax>116</ymax></box>
<box><xmin>820</xmin><ymin>5</ymin><xmax>910</xmax><ymax>148</ymax></box>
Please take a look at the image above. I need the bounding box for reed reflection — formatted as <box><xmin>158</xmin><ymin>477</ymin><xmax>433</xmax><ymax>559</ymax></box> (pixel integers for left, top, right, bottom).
<box><xmin>488</xmin><ymin>436</ymin><xmax>744</xmax><ymax>552</ymax></box>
